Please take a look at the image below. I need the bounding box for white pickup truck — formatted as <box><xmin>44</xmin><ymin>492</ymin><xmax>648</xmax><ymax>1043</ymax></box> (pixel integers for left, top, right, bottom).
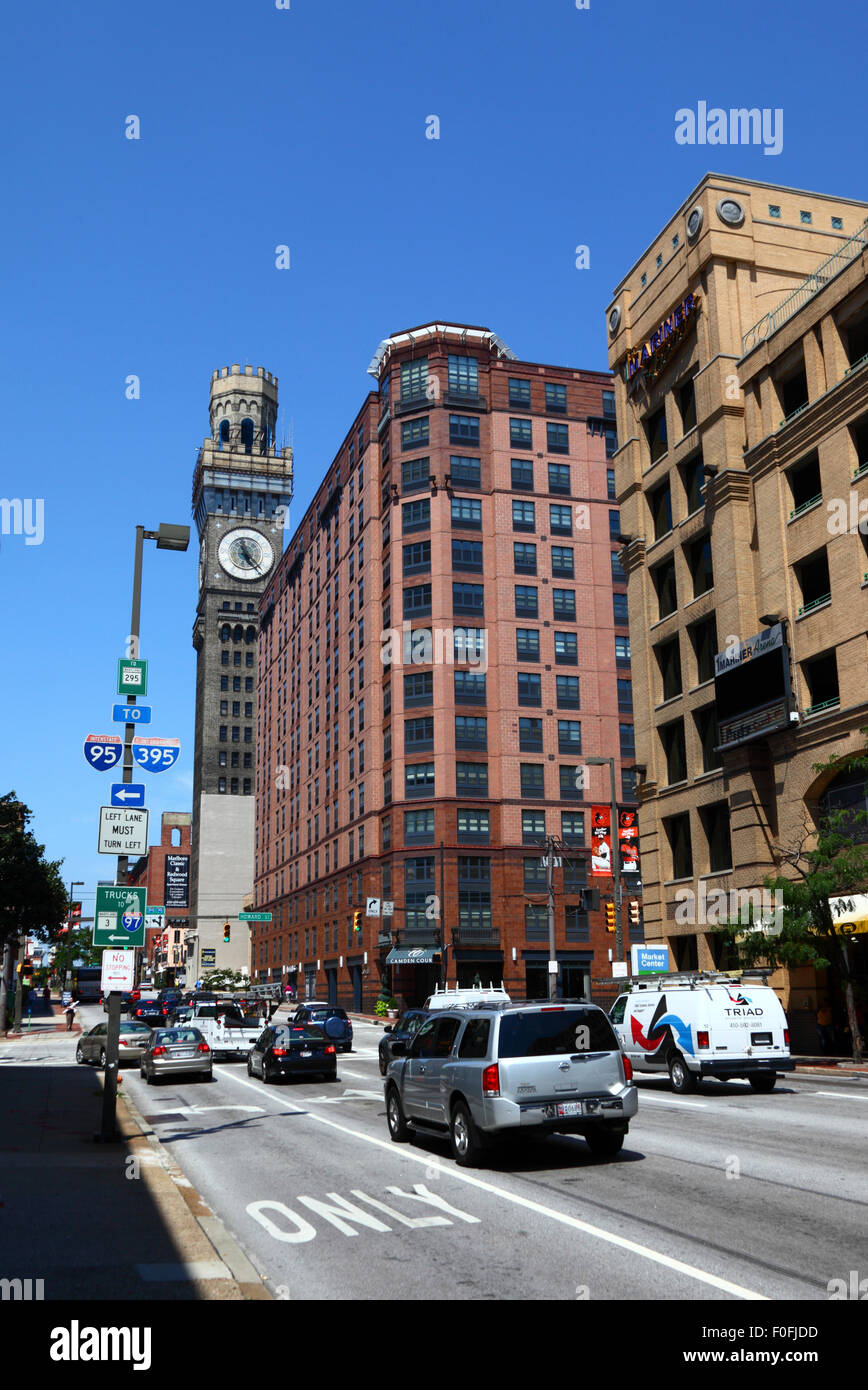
<box><xmin>188</xmin><ymin>1004</ymin><xmax>263</xmax><ymax>1061</ymax></box>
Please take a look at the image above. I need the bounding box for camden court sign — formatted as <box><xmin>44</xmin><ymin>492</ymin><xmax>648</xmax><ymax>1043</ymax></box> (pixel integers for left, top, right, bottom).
<box><xmin>625</xmin><ymin>291</ymin><xmax>701</xmax><ymax>390</ymax></box>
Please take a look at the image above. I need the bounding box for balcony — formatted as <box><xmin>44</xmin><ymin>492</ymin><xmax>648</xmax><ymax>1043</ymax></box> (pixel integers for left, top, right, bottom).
<box><xmin>443</xmin><ymin>391</ymin><xmax>487</xmax><ymax>411</ymax></box>
<box><xmin>394</xmin><ymin>393</ymin><xmax>431</xmax><ymax>417</ymax></box>
<box><xmin>742</xmin><ymin>217</ymin><xmax>868</xmax><ymax>356</ymax></box>
<box><xmin>452</xmin><ymin>926</ymin><xmax>500</xmax><ymax>946</ymax></box>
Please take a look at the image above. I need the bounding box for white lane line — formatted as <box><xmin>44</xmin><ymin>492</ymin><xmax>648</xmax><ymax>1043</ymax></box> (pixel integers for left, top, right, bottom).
<box><xmin>212</xmin><ymin>1066</ymin><xmax>308</xmax><ymax>1111</ymax></box>
<box><xmin>814</xmin><ymin>1090</ymin><xmax>868</xmax><ymax>1101</ymax></box>
<box><xmin>211</xmin><ymin>1064</ymin><xmax>764</xmax><ymax>1298</ymax></box>
<box><xmin>637</xmin><ymin>1094</ymin><xmax>708</xmax><ymax>1110</ymax></box>
<box><xmin>340</xmin><ymin>1069</ymin><xmax>376</xmax><ymax>1080</ymax></box>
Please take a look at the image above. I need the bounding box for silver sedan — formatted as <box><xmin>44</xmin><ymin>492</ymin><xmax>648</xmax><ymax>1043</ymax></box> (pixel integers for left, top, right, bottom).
<box><xmin>76</xmin><ymin>1020</ymin><xmax>153</xmax><ymax>1067</ymax></box>
<box><xmin>140</xmin><ymin>1027</ymin><xmax>214</xmax><ymax>1084</ymax></box>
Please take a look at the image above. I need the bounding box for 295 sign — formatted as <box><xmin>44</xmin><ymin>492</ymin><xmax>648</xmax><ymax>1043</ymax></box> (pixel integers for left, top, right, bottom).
<box><xmin>132</xmin><ymin>737</ymin><xmax>180</xmax><ymax>773</ymax></box>
<box><xmin>84</xmin><ymin>734</ymin><xmax>123</xmax><ymax>771</ymax></box>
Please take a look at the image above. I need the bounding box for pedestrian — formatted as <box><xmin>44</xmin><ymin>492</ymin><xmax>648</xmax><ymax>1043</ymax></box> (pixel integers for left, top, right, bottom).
<box><xmin>64</xmin><ymin>999</ymin><xmax>80</xmax><ymax>1032</ymax></box>
<box><xmin>816</xmin><ymin>998</ymin><xmax>834</xmax><ymax>1054</ymax></box>
<box><xmin>43</xmin><ymin>984</ymin><xmax>50</xmax><ymax>1004</ymax></box>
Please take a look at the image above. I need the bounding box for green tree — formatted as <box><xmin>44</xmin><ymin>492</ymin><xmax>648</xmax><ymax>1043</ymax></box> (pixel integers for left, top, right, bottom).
<box><xmin>716</xmin><ymin>741</ymin><xmax>868</xmax><ymax>1064</ymax></box>
<box><xmin>0</xmin><ymin>792</ymin><xmax>68</xmax><ymax>1029</ymax></box>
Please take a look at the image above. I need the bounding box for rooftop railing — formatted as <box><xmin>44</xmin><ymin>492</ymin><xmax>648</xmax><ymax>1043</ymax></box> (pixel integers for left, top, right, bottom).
<box><xmin>741</xmin><ymin>218</ymin><xmax>868</xmax><ymax>358</ymax></box>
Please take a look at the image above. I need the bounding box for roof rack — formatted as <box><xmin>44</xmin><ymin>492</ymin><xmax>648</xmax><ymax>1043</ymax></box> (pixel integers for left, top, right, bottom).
<box><xmin>616</xmin><ymin>968</ymin><xmax>774</xmax><ymax>992</ymax></box>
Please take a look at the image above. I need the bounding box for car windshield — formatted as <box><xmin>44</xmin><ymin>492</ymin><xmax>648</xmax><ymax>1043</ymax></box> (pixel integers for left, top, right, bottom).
<box><xmin>121</xmin><ymin>1022</ymin><xmax>153</xmax><ymax>1034</ymax></box>
<box><xmin>498</xmin><ymin>1007</ymin><xmax>618</xmax><ymax>1058</ymax></box>
<box><xmin>309</xmin><ymin>1008</ymin><xmax>344</xmax><ymax>1020</ymax></box>
<box><xmin>155</xmin><ymin>1029</ymin><xmax>202</xmax><ymax>1044</ymax></box>
<box><xmin>277</xmin><ymin>1025</ymin><xmax>325</xmax><ymax>1042</ymax></box>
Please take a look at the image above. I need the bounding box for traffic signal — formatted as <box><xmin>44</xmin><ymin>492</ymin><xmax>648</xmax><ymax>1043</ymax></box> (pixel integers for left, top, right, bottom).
<box><xmin>352</xmin><ymin>910</ymin><xmax>363</xmax><ymax>934</ymax></box>
<box><xmin>605</xmin><ymin>900</ymin><xmax>616</xmax><ymax>932</ymax></box>
<box><xmin>223</xmin><ymin>922</ymin><xmax>231</xmax><ymax>943</ymax></box>
<box><xmin>629</xmin><ymin>900</ymin><xmax>641</xmax><ymax>926</ymax></box>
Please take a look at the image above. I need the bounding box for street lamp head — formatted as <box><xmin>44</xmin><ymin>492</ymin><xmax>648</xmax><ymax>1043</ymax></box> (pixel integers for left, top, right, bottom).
<box><xmin>584</xmin><ymin>757</ymin><xmax>610</xmax><ymax>767</ymax></box>
<box><xmin>155</xmin><ymin>523</ymin><xmax>190</xmax><ymax>552</ymax></box>
<box><xmin>759</xmin><ymin>613</ymin><xmax>780</xmax><ymax>627</ymax></box>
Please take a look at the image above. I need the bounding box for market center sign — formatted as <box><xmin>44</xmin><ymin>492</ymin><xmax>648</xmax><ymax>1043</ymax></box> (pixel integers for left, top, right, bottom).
<box><xmin>625</xmin><ymin>291</ymin><xmax>701</xmax><ymax>389</ymax></box>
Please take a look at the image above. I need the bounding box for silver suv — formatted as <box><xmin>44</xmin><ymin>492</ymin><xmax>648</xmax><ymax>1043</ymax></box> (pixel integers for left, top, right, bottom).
<box><xmin>384</xmin><ymin>1000</ymin><xmax>637</xmax><ymax>1167</ymax></box>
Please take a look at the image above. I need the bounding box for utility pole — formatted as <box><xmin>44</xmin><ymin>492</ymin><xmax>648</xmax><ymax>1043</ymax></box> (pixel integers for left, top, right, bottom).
<box><xmin>586</xmin><ymin>757</ymin><xmax>624</xmax><ymax>968</ymax></box>
<box><xmin>546</xmin><ymin>836</ymin><xmax>557</xmax><ymax>1001</ymax></box>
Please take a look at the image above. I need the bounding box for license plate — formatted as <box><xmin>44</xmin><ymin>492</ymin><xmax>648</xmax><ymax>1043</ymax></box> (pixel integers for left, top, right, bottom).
<box><xmin>175</xmin><ymin>1049</ymin><xmax>195</xmax><ymax>1058</ymax></box>
<box><xmin>751</xmin><ymin>1032</ymin><xmax>773</xmax><ymax>1046</ymax></box>
<box><xmin>557</xmin><ymin>1101</ymin><xmax>583</xmax><ymax>1117</ymax></box>
<box><xmin>300</xmin><ymin>1050</ymin><xmax>312</xmax><ymax>1058</ymax></box>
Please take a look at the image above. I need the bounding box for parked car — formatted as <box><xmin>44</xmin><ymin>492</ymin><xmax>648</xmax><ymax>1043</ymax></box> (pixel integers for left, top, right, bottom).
<box><xmin>166</xmin><ymin>1003</ymin><xmax>194</xmax><ymax>1026</ymax></box>
<box><xmin>186</xmin><ymin>1002</ymin><xmax>262</xmax><ymax>1060</ymax></box>
<box><xmin>247</xmin><ymin>1023</ymin><xmax>338</xmax><ymax>1084</ymax></box>
<box><xmin>76</xmin><ymin>1020</ymin><xmax>153</xmax><ymax>1067</ymax></box>
<box><xmin>609</xmin><ymin>972</ymin><xmax>794</xmax><ymax>1093</ymax></box>
<box><xmin>140</xmin><ymin>1027</ymin><xmax>214</xmax><ymax>1084</ymax></box>
<box><xmin>291</xmin><ymin>1003</ymin><xmax>353</xmax><ymax>1052</ymax></box>
<box><xmin>384</xmin><ymin>999</ymin><xmax>637</xmax><ymax>1167</ymax></box>
<box><xmin>131</xmin><ymin>998</ymin><xmax>164</xmax><ymax>1026</ymax></box>
<box><xmin>379</xmin><ymin>1009</ymin><xmax>430</xmax><ymax>1076</ymax></box>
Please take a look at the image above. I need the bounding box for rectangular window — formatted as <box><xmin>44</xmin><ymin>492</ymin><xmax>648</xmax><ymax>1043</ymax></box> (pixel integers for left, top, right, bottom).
<box><xmin>687</xmin><ymin>534</ymin><xmax>714</xmax><ymax>598</ymax></box>
<box><xmin>508</xmin><ymin>378</ymin><xmax>531</xmax><ymax>407</ymax></box>
<box><xmin>511</xmin><ymin>458</ymin><xmax>534</xmax><ymax>491</ymax></box>
<box><xmin>549</xmin><ymin>504</ymin><xmax>572</xmax><ymax>535</ymax></box>
<box><xmin>655</xmin><ymin>635</ymin><xmax>682</xmax><ymax>701</ymax></box>
<box><xmin>694</xmin><ymin>703</ymin><xmax>722</xmax><ymax>773</ymax></box>
<box><xmin>510</xmin><ymin>418</ymin><xmax>533</xmax><ymax>449</ymax></box>
<box><xmin>646</xmin><ymin>406</ymin><xmax>667</xmax><ymax>463</ymax></box>
<box><xmin>565</xmin><ymin>904</ymin><xmax>591</xmax><ymax>943</ymax></box>
<box><xmin>545</xmin><ymin>382</ymin><xmax>568</xmax><ymax>414</ymax></box>
<box><xmin>522</xmin><ymin>810</ymin><xmax>546</xmax><ymax>845</ymax></box>
<box><xmin>665</xmin><ymin>812</ymin><xmax>693</xmax><ymax>879</ymax></box>
<box><xmin>455</xmin><ymin>715</ymin><xmax>487</xmax><ymax>749</ymax></box>
<box><xmin>678</xmin><ymin>378</ymin><xmax>697</xmax><ymax>435</ymax></box>
<box><xmin>548</xmin><ymin>463</ymin><xmax>571</xmax><ymax>495</ymax></box>
<box><xmin>405</xmin><ymin>716</ymin><xmax>434</xmax><ymax>751</ymax></box>
<box><xmin>448</xmin><ymin>455</ymin><xmax>481</xmax><ymax>488</ymax></box>
<box><xmin>652</xmin><ymin>558</ymin><xmax>677</xmax><ymax>619</ymax></box>
<box><xmin>512</xmin><ymin>499</ymin><xmax>536</xmax><ymax>532</ymax></box>
<box><xmin>454</xmin><ymin>669</ymin><xmax>486</xmax><ymax>703</ymax></box>
<box><xmin>456</xmin><ymin>762</ymin><xmax>488</xmax><ymax>794</ymax></box>
<box><xmin>554</xmin><ymin>631</ymin><xmax>577</xmax><ymax>665</ymax></box>
<box><xmin>404</xmin><ymin>670</ymin><xmax>433</xmax><ymax>706</ymax></box>
<box><xmin>620</xmin><ymin>722</ymin><xmax>636</xmax><ymax>759</ymax></box>
<box><xmin>611</xmin><ymin>550</ymin><xmax>626</xmax><ymax>582</ymax></box>
<box><xmin>453</xmin><ymin>581</ymin><xmax>484</xmax><ymax>615</ymax></box>
<box><xmin>525</xmin><ymin>904</ymin><xmax>549</xmax><ymax>941</ymax></box>
<box><xmin>552</xmin><ymin>588</ymin><xmax>576</xmax><ymax>620</ymax></box>
<box><xmin>701</xmin><ymin>801</ymin><xmax>732</xmax><ymax>873</ymax></box>
<box><xmin>451</xmin><ymin>497</ymin><xmax>482</xmax><ymax>529</ymax></box>
<box><xmin>650</xmin><ymin>481</ymin><xmax>672</xmax><ymax>539</ymax></box>
<box><xmin>689</xmin><ymin>615</ymin><xmax>716</xmax><ymax>684</ymax></box>
<box><xmin>453</xmin><ymin>628</ymin><xmax>487</xmax><ymax>663</ymax></box>
<box><xmin>405</xmin><ymin>762</ymin><xmax>435</xmax><ymax>797</ymax></box>
<box><xmin>457</xmin><ymin>809</ymin><xmax>490</xmax><ymax>843</ymax></box>
<box><xmin>559</xmin><ymin>766</ymin><xmax>580</xmax><ymax>800</ymax></box>
<box><xmin>517</xmin><ymin>672</ymin><xmax>542</xmax><ymax>706</ymax></box>
<box><xmin>547</xmin><ymin>422</ymin><xmax>569</xmax><ymax>454</ymax></box>
<box><xmin>514</xmin><ymin>585</ymin><xmax>539</xmax><ymax>617</ymax></box>
<box><xmin>551</xmin><ymin>546</ymin><xmax>574</xmax><ymax>577</ymax></box>
<box><xmin>516</xmin><ymin>628</ymin><xmax>540</xmax><ymax>661</ymax></box>
<box><xmin>556</xmin><ymin>674</ymin><xmax>580</xmax><ymax>709</ymax></box>
<box><xmin>557</xmin><ymin>719</ymin><xmax>582</xmax><ymax>754</ymax></box>
<box><xmin>607</xmin><ymin>467</ymin><xmax>617</xmax><ymax>500</ymax></box>
<box><xmin>401</xmin><ymin>357</ymin><xmax>428</xmax><ymax>402</ymax></box>
<box><xmin>450</xmin><ymin>415</ymin><xmax>480</xmax><ymax>446</ymax></box>
<box><xmin>403</xmin><ymin>583</ymin><xmax>432</xmax><ymax>617</ymax></box>
<box><xmin>519</xmin><ymin>716</ymin><xmax>543</xmax><ymax>752</ymax></box>
<box><xmin>524</xmin><ymin>857</ymin><xmax>547</xmax><ymax>891</ymax></box>
<box><xmin>452</xmin><ymin>537</ymin><xmax>483</xmax><ymax>572</ymax></box>
<box><xmin>561</xmin><ymin>811</ymin><xmax>585</xmax><ymax>844</ymax></box>
<box><xmin>448</xmin><ymin>355</ymin><xmax>478</xmax><ymax>397</ymax></box>
<box><xmin>401</xmin><ymin>417</ymin><xmax>429</xmax><ymax>451</ymax></box>
<box><xmin>514</xmin><ymin>542</ymin><xmax>537</xmax><ymax>575</ymax></box>
<box><xmin>520</xmin><ymin>764</ymin><xmax>545</xmax><ymax>798</ymax></box>
<box><xmin>402</xmin><ymin>498</ymin><xmax>430</xmax><ymax>533</ymax></box>
<box><xmin>401</xmin><ymin>456</ymin><xmax>431</xmax><ymax>493</ymax></box>
<box><xmin>617</xmin><ymin>677</ymin><xmax>633</xmax><ymax>712</ymax></box>
<box><xmin>402</xmin><ymin>540</ymin><xmax>431</xmax><ymax>575</ymax></box>
<box><xmin>404</xmin><ymin>808</ymin><xmax>435</xmax><ymax>844</ymax></box>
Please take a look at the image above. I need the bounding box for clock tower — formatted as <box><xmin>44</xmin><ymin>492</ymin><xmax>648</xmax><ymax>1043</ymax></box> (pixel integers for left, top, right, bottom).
<box><xmin>188</xmin><ymin>363</ymin><xmax>293</xmax><ymax>983</ymax></box>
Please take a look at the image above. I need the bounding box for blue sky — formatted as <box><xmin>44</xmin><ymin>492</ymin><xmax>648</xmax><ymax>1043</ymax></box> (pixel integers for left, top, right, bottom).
<box><xmin>0</xmin><ymin>0</ymin><xmax>863</xmax><ymax>917</ymax></box>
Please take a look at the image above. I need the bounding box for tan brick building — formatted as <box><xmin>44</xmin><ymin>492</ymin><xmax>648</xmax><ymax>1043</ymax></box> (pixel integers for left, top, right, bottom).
<box><xmin>606</xmin><ymin>174</ymin><xmax>868</xmax><ymax>1048</ymax></box>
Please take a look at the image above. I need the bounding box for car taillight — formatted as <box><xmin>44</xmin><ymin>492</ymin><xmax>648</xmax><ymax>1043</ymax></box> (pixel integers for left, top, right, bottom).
<box><xmin>622</xmin><ymin>1054</ymin><xmax>633</xmax><ymax>1083</ymax></box>
<box><xmin>325</xmin><ymin>1044</ymin><xmax>336</xmax><ymax>1054</ymax></box>
<box><xmin>697</xmin><ymin>1030</ymin><xmax>709</xmax><ymax>1050</ymax></box>
<box><xmin>272</xmin><ymin>1047</ymin><xmax>287</xmax><ymax>1057</ymax></box>
<box><xmin>482</xmin><ymin>1063</ymin><xmax>500</xmax><ymax>1096</ymax></box>
<box><xmin>784</xmin><ymin>1029</ymin><xmax>790</xmax><ymax>1047</ymax></box>
<box><xmin>153</xmin><ymin>1046</ymin><xmax>166</xmax><ymax>1056</ymax></box>
<box><xmin>197</xmin><ymin>1042</ymin><xmax>210</xmax><ymax>1053</ymax></box>
<box><xmin>119</xmin><ymin>1039</ymin><xmax>128</xmax><ymax>1047</ymax></box>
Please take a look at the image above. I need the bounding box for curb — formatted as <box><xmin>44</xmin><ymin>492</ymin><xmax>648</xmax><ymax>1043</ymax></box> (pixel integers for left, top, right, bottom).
<box><xmin>113</xmin><ymin>1077</ymin><xmax>272</xmax><ymax>1301</ymax></box>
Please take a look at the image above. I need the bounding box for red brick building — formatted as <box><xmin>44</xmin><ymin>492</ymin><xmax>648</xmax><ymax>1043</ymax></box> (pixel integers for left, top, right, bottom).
<box><xmin>253</xmin><ymin>323</ymin><xmax>641</xmax><ymax>1009</ymax></box>
<box><xmin>128</xmin><ymin>812</ymin><xmax>192</xmax><ymax>984</ymax></box>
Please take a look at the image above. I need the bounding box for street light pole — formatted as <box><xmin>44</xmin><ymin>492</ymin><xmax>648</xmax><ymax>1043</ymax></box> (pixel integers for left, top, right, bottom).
<box><xmin>585</xmin><ymin>756</ymin><xmax>624</xmax><ymax>966</ymax></box>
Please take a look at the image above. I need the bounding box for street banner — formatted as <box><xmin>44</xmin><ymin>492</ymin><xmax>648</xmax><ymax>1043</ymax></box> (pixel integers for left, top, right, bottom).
<box><xmin>591</xmin><ymin>806</ymin><xmax>612</xmax><ymax>877</ymax></box>
<box><xmin>619</xmin><ymin>809</ymin><xmax>640</xmax><ymax>876</ymax></box>
<box><xmin>164</xmin><ymin>854</ymin><xmax>190</xmax><ymax>909</ymax></box>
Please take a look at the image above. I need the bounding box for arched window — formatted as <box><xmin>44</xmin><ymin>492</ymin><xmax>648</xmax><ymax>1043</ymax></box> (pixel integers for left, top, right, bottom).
<box><xmin>819</xmin><ymin>770</ymin><xmax>868</xmax><ymax>843</ymax></box>
<box><xmin>241</xmin><ymin>418</ymin><xmax>254</xmax><ymax>454</ymax></box>
<box><xmin>171</xmin><ymin>828</ymin><xmax>181</xmax><ymax>847</ymax></box>
<box><xmin>245</xmin><ymin>625</ymin><xmax>257</xmax><ymax>644</ymax></box>
<box><xmin>234</xmin><ymin>624</ymin><xmax>244</xmax><ymax>641</ymax></box>
<box><xmin>219</xmin><ymin>419</ymin><xmax>230</xmax><ymax>450</ymax></box>
<box><xmin>220</xmin><ymin>624</ymin><xmax>231</xmax><ymax>641</ymax></box>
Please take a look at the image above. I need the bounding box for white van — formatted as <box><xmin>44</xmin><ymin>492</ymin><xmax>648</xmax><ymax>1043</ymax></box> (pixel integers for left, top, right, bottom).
<box><xmin>423</xmin><ymin>983</ymin><xmax>511</xmax><ymax>1011</ymax></box>
<box><xmin>609</xmin><ymin>972</ymin><xmax>793</xmax><ymax>1093</ymax></box>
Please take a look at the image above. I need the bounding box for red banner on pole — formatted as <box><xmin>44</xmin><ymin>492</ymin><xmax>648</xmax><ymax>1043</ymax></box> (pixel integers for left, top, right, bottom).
<box><xmin>591</xmin><ymin>806</ymin><xmax>612</xmax><ymax>877</ymax></box>
<box><xmin>618</xmin><ymin>809</ymin><xmax>640</xmax><ymax>876</ymax></box>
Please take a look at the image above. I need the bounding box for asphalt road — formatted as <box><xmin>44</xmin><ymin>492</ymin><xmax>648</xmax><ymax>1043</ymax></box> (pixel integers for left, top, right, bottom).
<box><xmin>83</xmin><ymin>1010</ymin><xmax>868</xmax><ymax>1303</ymax></box>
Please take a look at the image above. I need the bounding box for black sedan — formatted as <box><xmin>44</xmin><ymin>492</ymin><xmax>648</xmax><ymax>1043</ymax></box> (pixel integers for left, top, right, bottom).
<box><xmin>130</xmin><ymin>998</ymin><xmax>164</xmax><ymax>1026</ymax></box>
<box><xmin>378</xmin><ymin>1009</ymin><xmax>430</xmax><ymax>1075</ymax></box>
<box><xmin>291</xmin><ymin>1004</ymin><xmax>353</xmax><ymax>1053</ymax></box>
<box><xmin>247</xmin><ymin>1023</ymin><xmax>338</xmax><ymax>1084</ymax></box>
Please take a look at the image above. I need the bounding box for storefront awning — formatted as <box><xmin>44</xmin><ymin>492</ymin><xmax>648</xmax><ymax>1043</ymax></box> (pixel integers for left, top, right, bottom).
<box><xmin>829</xmin><ymin>894</ymin><xmax>868</xmax><ymax>933</ymax></box>
<box><xmin>386</xmin><ymin>946</ymin><xmax>441</xmax><ymax>964</ymax></box>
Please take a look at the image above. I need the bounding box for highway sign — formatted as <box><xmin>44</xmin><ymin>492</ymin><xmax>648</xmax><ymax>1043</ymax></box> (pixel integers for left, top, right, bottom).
<box><xmin>238</xmin><ymin>911</ymin><xmax>272</xmax><ymax>921</ymax></box>
<box><xmin>110</xmin><ymin>783</ymin><xmax>146</xmax><ymax>808</ymax></box>
<box><xmin>100</xmin><ymin>949</ymin><xmax>136</xmax><ymax>994</ymax></box>
<box><xmin>97</xmin><ymin>806</ymin><xmax>149</xmax><ymax>857</ymax></box>
<box><xmin>132</xmin><ymin>736</ymin><xmax>180</xmax><ymax>773</ymax></box>
<box><xmin>93</xmin><ymin>886</ymin><xmax>147</xmax><ymax>948</ymax></box>
<box><xmin>117</xmin><ymin>659</ymin><xmax>148</xmax><ymax>695</ymax></box>
<box><xmin>84</xmin><ymin>734</ymin><xmax>123</xmax><ymax>772</ymax></box>
<box><xmin>146</xmin><ymin>905</ymin><xmax>166</xmax><ymax>915</ymax></box>
<box><xmin>112</xmin><ymin>703</ymin><xmax>151</xmax><ymax>724</ymax></box>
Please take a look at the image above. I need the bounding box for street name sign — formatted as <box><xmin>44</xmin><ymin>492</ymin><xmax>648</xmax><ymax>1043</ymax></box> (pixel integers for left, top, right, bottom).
<box><xmin>238</xmin><ymin>911</ymin><xmax>272</xmax><ymax>921</ymax></box>
<box><xmin>98</xmin><ymin>806</ymin><xmax>149</xmax><ymax>856</ymax></box>
<box><xmin>117</xmin><ymin>659</ymin><xmax>148</xmax><ymax>695</ymax></box>
<box><xmin>112</xmin><ymin>703</ymin><xmax>152</xmax><ymax>724</ymax></box>
<box><xmin>110</xmin><ymin>783</ymin><xmax>146</xmax><ymax>808</ymax></box>
<box><xmin>84</xmin><ymin>734</ymin><xmax>123</xmax><ymax>772</ymax></box>
<box><xmin>100</xmin><ymin>949</ymin><xmax>136</xmax><ymax>994</ymax></box>
<box><xmin>132</xmin><ymin>736</ymin><xmax>180</xmax><ymax>772</ymax></box>
<box><xmin>93</xmin><ymin>886</ymin><xmax>147</xmax><ymax>947</ymax></box>
<box><xmin>146</xmin><ymin>905</ymin><xmax>166</xmax><ymax>914</ymax></box>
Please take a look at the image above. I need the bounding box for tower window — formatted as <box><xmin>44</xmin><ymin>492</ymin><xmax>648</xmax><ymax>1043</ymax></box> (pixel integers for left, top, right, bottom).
<box><xmin>240</xmin><ymin>418</ymin><xmax>254</xmax><ymax>454</ymax></box>
<box><xmin>218</xmin><ymin>420</ymin><xmax>230</xmax><ymax>449</ymax></box>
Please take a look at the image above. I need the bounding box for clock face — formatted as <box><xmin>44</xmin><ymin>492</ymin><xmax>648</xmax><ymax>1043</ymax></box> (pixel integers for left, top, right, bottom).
<box><xmin>217</xmin><ymin>527</ymin><xmax>275</xmax><ymax>581</ymax></box>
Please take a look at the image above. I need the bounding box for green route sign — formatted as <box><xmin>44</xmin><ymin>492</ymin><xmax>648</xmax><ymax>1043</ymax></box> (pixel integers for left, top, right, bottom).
<box><xmin>238</xmin><ymin>912</ymin><xmax>273</xmax><ymax>921</ymax></box>
<box><xmin>93</xmin><ymin>885</ymin><xmax>147</xmax><ymax>947</ymax></box>
<box><xmin>118</xmin><ymin>659</ymin><xmax>148</xmax><ymax>696</ymax></box>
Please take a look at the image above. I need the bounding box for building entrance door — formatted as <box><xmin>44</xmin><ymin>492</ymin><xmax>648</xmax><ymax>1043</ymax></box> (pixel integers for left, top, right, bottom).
<box><xmin>326</xmin><ymin>967</ymin><xmax>337</xmax><ymax>1005</ymax></box>
<box><xmin>349</xmin><ymin>965</ymin><xmax>362</xmax><ymax>1012</ymax></box>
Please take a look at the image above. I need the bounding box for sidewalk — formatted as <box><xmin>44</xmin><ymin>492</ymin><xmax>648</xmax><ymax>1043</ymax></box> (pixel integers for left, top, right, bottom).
<box><xmin>4</xmin><ymin>992</ymin><xmax>79</xmax><ymax>1038</ymax></box>
<box><xmin>0</xmin><ymin>1029</ymin><xmax>270</xmax><ymax>1300</ymax></box>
